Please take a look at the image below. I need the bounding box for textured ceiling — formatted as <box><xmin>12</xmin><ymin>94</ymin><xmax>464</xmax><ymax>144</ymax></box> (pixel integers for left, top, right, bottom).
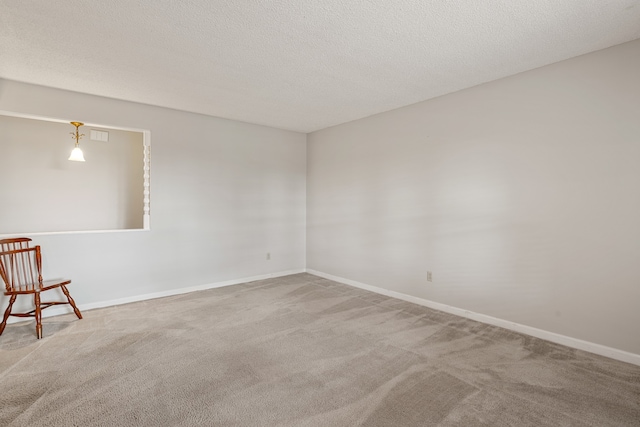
<box><xmin>1</xmin><ymin>1</ymin><xmax>639</xmax><ymax>133</ymax></box>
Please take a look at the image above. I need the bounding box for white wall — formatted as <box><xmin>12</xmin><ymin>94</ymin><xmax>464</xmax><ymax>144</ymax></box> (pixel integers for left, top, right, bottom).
<box><xmin>0</xmin><ymin>114</ymin><xmax>144</xmax><ymax>233</ymax></box>
<box><xmin>0</xmin><ymin>79</ymin><xmax>306</xmax><ymax>308</ymax></box>
<box><xmin>307</xmin><ymin>39</ymin><xmax>640</xmax><ymax>355</ymax></box>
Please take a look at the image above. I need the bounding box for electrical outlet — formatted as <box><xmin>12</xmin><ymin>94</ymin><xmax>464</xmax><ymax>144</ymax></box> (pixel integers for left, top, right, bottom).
<box><xmin>266</xmin><ymin>252</ymin><xmax>271</xmax><ymax>260</ymax></box>
<box><xmin>427</xmin><ymin>271</ymin><xmax>433</xmax><ymax>282</ymax></box>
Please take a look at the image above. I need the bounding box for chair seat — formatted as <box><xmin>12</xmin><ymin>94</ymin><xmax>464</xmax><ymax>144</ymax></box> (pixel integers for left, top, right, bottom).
<box><xmin>4</xmin><ymin>279</ymin><xmax>72</xmax><ymax>295</ymax></box>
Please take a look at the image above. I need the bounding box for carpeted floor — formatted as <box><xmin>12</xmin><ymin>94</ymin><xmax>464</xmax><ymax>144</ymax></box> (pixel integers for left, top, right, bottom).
<box><xmin>0</xmin><ymin>273</ymin><xmax>639</xmax><ymax>426</ymax></box>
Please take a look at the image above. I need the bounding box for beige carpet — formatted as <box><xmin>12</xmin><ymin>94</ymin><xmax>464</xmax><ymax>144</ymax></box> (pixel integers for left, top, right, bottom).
<box><xmin>0</xmin><ymin>273</ymin><xmax>639</xmax><ymax>426</ymax></box>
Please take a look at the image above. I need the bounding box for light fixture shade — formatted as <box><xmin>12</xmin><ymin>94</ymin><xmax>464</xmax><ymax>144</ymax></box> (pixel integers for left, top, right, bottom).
<box><xmin>68</xmin><ymin>147</ymin><xmax>85</xmax><ymax>162</ymax></box>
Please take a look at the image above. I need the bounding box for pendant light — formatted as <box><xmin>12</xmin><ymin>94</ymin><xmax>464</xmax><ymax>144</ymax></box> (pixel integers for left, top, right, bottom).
<box><xmin>68</xmin><ymin>121</ymin><xmax>85</xmax><ymax>162</ymax></box>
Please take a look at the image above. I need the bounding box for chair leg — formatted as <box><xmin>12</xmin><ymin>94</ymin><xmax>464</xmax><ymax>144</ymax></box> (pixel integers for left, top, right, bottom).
<box><xmin>34</xmin><ymin>293</ymin><xmax>42</xmax><ymax>339</ymax></box>
<box><xmin>0</xmin><ymin>294</ymin><xmax>17</xmax><ymax>336</ymax></box>
<box><xmin>61</xmin><ymin>285</ymin><xmax>82</xmax><ymax>319</ymax></box>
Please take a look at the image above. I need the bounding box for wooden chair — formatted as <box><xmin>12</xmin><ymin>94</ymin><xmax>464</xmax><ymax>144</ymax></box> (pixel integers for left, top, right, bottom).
<box><xmin>0</xmin><ymin>245</ymin><xmax>82</xmax><ymax>339</ymax></box>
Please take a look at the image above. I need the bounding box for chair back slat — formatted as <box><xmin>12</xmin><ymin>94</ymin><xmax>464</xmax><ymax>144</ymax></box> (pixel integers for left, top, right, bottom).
<box><xmin>0</xmin><ymin>247</ymin><xmax>42</xmax><ymax>292</ymax></box>
<box><xmin>0</xmin><ymin>238</ymin><xmax>33</xmax><ymax>253</ymax></box>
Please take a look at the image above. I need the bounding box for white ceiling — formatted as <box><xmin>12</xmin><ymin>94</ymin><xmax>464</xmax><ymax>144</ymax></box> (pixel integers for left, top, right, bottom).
<box><xmin>1</xmin><ymin>1</ymin><xmax>639</xmax><ymax>133</ymax></box>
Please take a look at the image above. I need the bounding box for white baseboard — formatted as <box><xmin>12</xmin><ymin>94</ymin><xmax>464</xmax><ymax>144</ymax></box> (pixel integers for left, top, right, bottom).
<box><xmin>306</xmin><ymin>269</ymin><xmax>640</xmax><ymax>367</ymax></box>
<box><xmin>6</xmin><ymin>269</ymin><xmax>305</xmax><ymax>324</ymax></box>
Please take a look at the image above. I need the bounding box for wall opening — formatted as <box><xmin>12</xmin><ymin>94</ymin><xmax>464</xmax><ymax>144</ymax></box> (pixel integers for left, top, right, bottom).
<box><xmin>0</xmin><ymin>111</ymin><xmax>150</xmax><ymax>235</ymax></box>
